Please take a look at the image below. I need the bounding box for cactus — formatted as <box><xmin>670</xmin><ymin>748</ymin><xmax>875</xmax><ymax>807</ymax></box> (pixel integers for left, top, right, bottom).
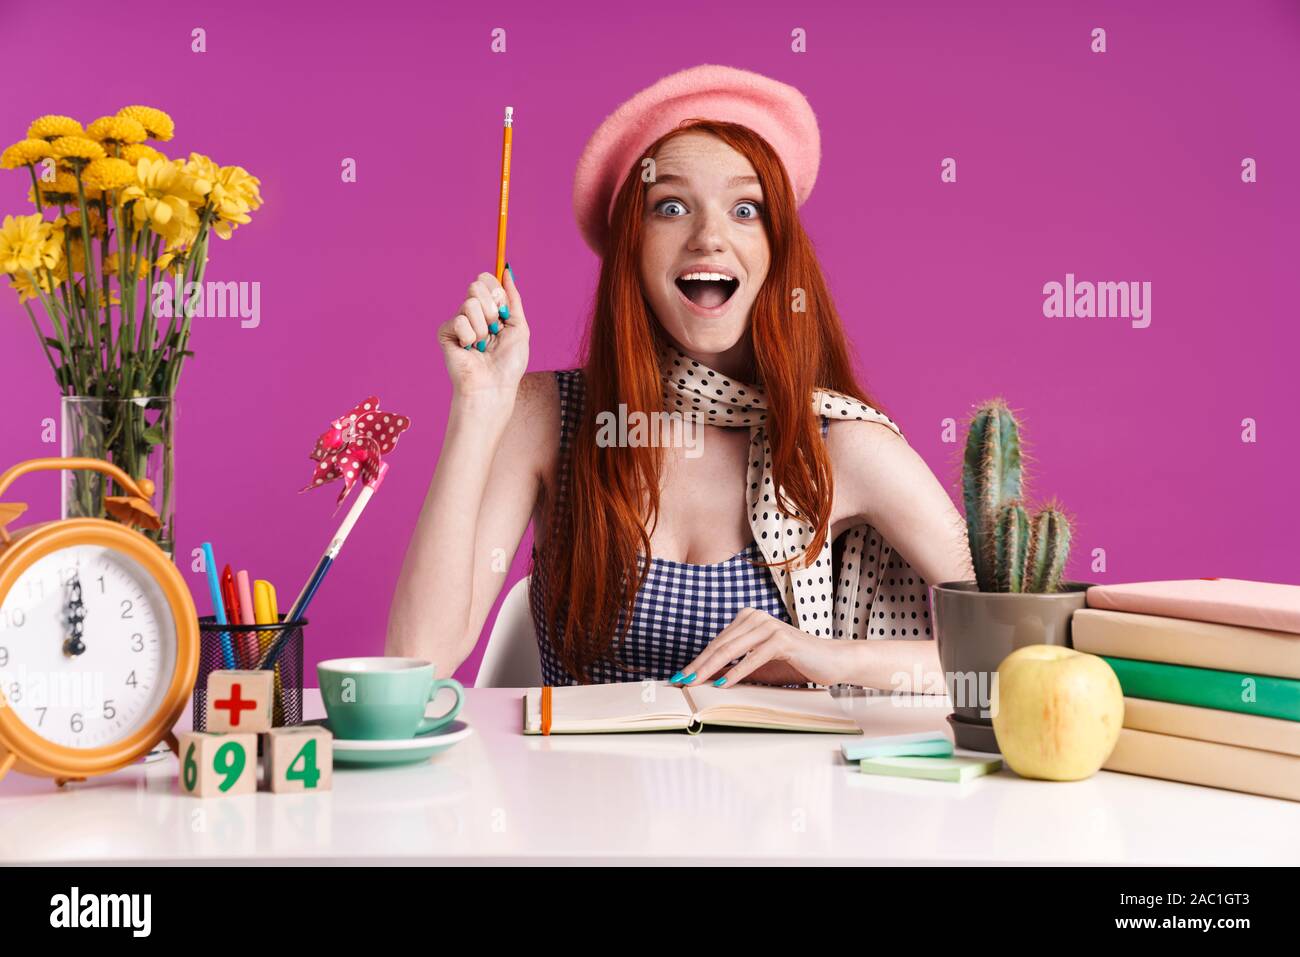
<box><xmin>994</xmin><ymin>501</ymin><xmax>1030</xmax><ymax>592</ymax></box>
<box><xmin>961</xmin><ymin>399</ymin><xmax>1073</xmax><ymax>593</ymax></box>
<box><xmin>1025</xmin><ymin>505</ymin><xmax>1071</xmax><ymax>593</ymax></box>
<box><xmin>961</xmin><ymin>400</ymin><xmax>1023</xmax><ymax>592</ymax></box>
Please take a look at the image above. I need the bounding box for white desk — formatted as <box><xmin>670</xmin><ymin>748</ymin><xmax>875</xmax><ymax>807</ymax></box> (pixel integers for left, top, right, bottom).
<box><xmin>0</xmin><ymin>688</ymin><xmax>1295</xmax><ymax>865</ymax></box>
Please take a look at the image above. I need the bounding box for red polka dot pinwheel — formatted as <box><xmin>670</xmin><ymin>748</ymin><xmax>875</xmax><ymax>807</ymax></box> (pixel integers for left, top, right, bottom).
<box><xmin>301</xmin><ymin>396</ymin><xmax>412</xmax><ymax>507</ymax></box>
<box><xmin>258</xmin><ymin>396</ymin><xmax>414</xmax><ymax>671</ymax></box>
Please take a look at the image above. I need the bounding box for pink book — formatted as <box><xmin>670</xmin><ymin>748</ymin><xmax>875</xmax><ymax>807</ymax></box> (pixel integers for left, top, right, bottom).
<box><xmin>1085</xmin><ymin>578</ymin><xmax>1300</xmax><ymax>635</ymax></box>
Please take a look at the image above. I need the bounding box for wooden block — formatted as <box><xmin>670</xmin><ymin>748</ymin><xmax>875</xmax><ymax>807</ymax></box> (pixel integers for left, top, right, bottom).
<box><xmin>177</xmin><ymin>731</ymin><xmax>257</xmax><ymax>797</ymax></box>
<box><xmin>262</xmin><ymin>725</ymin><xmax>333</xmax><ymax>794</ymax></box>
<box><xmin>205</xmin><ymin>670</ymin><xmax>274</xmax><ymax>733</ymax></box>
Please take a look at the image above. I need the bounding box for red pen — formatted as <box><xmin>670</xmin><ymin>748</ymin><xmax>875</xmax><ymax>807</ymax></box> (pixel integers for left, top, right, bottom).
<box><xmin>220</xmin><ymin>565</ymin><xmax>255</xmax><ymax>667</ymax></box>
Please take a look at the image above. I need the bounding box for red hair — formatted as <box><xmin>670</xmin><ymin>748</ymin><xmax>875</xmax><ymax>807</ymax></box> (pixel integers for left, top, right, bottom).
<box><xmin>534</xmin><ymin>119</ymin><xmax>882</xmax><ymax>681</ymax></box>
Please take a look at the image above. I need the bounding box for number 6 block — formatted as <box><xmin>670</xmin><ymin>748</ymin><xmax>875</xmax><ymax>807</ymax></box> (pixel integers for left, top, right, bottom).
<box><xmin>262</xmin><ymin>725</ymin><xmax>333</xmax><ymax>793</ymax></box>
<box><xmin>205</xmin><ymin>670</ymin><xmax>274</xmax><ymax>733</ymax></box>
<box><xmin>177</xmin><ymin>731</ymin><xmax>257</xmax><ymax>797</ymax></box>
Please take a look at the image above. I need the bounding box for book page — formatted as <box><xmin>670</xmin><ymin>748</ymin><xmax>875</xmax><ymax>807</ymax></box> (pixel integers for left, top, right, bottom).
<box><xmin>686</xmin><ymin>683</ymin><xmax>860</xmax><ymax>731</ymax></box>
<box><xmin>524</xmin><ymin>681</ymin><xmax>694</xmax><ymax>733</ymax></box>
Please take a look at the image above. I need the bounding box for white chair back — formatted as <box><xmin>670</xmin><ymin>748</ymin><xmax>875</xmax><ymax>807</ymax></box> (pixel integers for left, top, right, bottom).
<box><xmin>476</xmin><ymin>576</ymin><xmax>542</xmax><ymax>688</ymax></box>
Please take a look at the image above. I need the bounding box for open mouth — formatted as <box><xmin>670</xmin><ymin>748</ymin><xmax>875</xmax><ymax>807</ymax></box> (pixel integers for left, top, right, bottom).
<box><xmin>675</xmin><ymin>275</ymin><xmax>740</xmax><ymax>310</ymax></box>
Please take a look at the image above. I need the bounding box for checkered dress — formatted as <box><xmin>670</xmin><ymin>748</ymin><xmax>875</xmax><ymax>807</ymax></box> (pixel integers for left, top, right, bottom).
<box><xmin>528</xmin><ymin>369</ymin><xmax>829</xmax><ymax>686</ymax></box>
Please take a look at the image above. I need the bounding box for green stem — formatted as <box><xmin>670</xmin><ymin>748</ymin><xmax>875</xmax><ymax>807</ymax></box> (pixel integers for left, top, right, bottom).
<box><xmin>138</xmin><ymin>234</ymin><xmax>162</xmax><ymax>393</ymax></box>
<box><xmin>115</xmin><ymin>201</ymin><xmax>132</xmax><ymax>367</ymax></box>
<box><xmin>27</xmin><ymin>164</ymin><xmax>44</xmax><ymax>215</ymax></box>
<box><xmin>21</xmin><ymin>296</ymin><xmax>59</xmax><ymax>377</ymax></box>
<box><xmin>98</xmin><ymin>195</ymin><xmax>112</xmax><ymax>366</ymax></box>
<box><xmin>72</xmin><ymin>173</ymin><xmax>102</xmax><ymax>394</ymax></box>
<box><xmin>169</xmin><ymin>212</ymin><xmax>213</xmax><ymax>393</ymax></box>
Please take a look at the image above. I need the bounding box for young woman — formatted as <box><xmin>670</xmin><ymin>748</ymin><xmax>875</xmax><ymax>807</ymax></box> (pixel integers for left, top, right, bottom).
<box><xmin>387</xmin><ymin>66</ymin><xmax>974</xmax><ymax>691</ymax></box>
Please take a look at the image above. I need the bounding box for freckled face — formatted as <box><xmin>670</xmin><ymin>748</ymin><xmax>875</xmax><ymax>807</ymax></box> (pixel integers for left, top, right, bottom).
<box><xmin>639</xmin><ymin>132</ymin><xmax>770</xmax><ymax>367</ymax></box>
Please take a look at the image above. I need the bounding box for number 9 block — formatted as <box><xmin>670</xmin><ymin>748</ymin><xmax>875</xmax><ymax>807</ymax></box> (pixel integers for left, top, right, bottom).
<box><xmin>177</xmin><ymin>731</ymin><xmax>257</xmax><ymax>797</ymax></box>
<box><xmin>262</xmin><ymin>725</ymin><xmax>333</xmax><ymax>793</ymax></box>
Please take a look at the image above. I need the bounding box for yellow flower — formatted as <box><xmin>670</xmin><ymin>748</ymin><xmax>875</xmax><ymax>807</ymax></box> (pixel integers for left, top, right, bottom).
<box><xmin>82</xmin><ymin>157</ymin><xmax>136</xmax><ymax>191</ymax></box>
<box><xmin>218</xmin><ymin>163</ymin><xmax>263</xmax><ymax>211</ymax></box>
<box><xmin>102</xmin><ymin>251</ymin><xmax>151</xmax><ymax>280</ymax></box>
<box><xmin>49</xmin><ymin>136</ymin><xmax>106</xmax><ymax>169</ymax></box>
<box><xmin>27</xmin><ymin>115</ymin><xmax>84</xmax><ymax>141</ymax></box>
<box><xmin>1</xmin><ymin>138</ymin><xmax>52</xmax><ymax>169</ymax></box>
<box><xmin>185</xmin><ymin>154</ymin><xmax>263</xmax><ymax>238</ymax></box>
<box><xmin>54</xmin><ymin>207</ymin><xmax>107</xmax><ymax>239</ymax></box>
<box><xmin>35</xmin><ymin>171</ymin><xmax>81</xmax><ymax>204</ymax></box>
<box><xmin>86</xmin><ymin>115</ymin><xmax>148</xmax><ymax>146</ymax></box>
<box><xmin>120</xmin><ymin>143</ymin><xmax>165</xmax><ymax>165</ymax></box>
<box><xmin>0</xmin><ymin>214</ymin><xmax>62</xmax><ymax>275</ymax></box>
<box><xmin>116</xmin><ymin>105</ymin><xmax>175</xmax><ymax>142</ymax></box>
<box><xmin>168</xmin><ymin>158</ymin><xmax>212</xmax><ymax>199</ymax></box>
<box><xmin>10</xmin><ymin>267</ymin><xmax>63</xmax><ymax>303</ymax></box>
<box><xmin>181</xmin><ymin>152</ymin><xmax>221</xmax><ymax>185</ymax></box>
<box><xmin>120</xmin><ymin>158</ymin><xmax>208</xmax><ymax>247</ymax></box>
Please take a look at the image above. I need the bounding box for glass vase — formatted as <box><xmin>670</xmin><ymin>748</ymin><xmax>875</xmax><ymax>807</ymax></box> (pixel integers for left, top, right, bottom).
<box><xmin>61</xmin><ymin>396</ymin><xmax>177</xmax><ymax>559</ymax></box>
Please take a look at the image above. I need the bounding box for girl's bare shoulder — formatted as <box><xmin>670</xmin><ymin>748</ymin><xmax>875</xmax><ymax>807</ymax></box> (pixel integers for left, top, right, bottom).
<box><xmin>504</xmin><ymin>370</ymin><xmax>562</xmax><ymax>482</ymax></box>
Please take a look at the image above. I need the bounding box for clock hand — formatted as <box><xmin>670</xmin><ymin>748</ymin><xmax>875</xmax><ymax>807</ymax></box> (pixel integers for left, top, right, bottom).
<box><xmin>63</xmin><ymin>573</ymin><xmax>86</xmax><ymax>658</ymax></box>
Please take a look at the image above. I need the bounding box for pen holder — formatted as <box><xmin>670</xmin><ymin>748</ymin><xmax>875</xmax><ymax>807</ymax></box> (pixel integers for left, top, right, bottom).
<box><xmin>194</xmin><ymin>615</ymin><xmax>305</xmax><ymax>733</ymax></box>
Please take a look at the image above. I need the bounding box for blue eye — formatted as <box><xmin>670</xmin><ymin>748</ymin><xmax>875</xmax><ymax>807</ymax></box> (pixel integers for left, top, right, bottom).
<box><xmin>655</xmin><ymin>199</ymin><xmax>687</xmax><ymax>217</ymax></box>
<box><xmin>735</xmin><ymin>201</ymin><xmax>762</xmax><ymax>220</ymax></box>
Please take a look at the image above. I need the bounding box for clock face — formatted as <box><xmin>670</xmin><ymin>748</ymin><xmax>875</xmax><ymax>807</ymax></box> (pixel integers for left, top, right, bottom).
<box><xmin>0</xmin><ymin>544</ymin><xmax>177</xmax><ymax>749</ymax></box>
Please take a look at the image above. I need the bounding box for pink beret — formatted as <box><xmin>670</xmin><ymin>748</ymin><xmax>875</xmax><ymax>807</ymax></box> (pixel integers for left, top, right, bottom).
<box><xmin>572</xmin><ymin>64</ymin><xmax>822</xmax><ymax>257</ymax></box>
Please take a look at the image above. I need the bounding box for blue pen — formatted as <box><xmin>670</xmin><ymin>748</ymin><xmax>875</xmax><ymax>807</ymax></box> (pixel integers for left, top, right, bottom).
<box><xmin>201</xmin><ymin>542</ymin><xmax>236</xmax><ymax>668</ymax></box>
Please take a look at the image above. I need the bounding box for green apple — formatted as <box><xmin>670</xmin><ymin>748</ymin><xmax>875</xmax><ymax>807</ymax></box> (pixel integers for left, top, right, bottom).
<box><xmin>991</xmin><ymin>644</ymin><xmax>1123</xmax><ymax>781</ymax></box>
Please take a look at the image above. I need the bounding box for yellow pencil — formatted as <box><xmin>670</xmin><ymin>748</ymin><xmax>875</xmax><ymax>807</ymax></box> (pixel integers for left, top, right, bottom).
<box><xmin>495</xmin><ymin>106</ymin><xmax>513</xmax><ymax>282</ymax></box>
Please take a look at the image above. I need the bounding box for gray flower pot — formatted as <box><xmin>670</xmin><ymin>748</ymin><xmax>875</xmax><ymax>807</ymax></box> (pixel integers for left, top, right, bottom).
<box><xmin>931</xmin><ymin>581</ymin><xmax>1094</xmax><ymax>752</ymax></box>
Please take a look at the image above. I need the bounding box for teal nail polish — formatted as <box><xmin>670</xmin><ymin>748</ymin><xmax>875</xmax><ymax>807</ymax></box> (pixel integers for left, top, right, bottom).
<box><xmin>669</xmin><ymin>671</ymin><xmax>683</xmax><ymax>683</ymax></box>
<box><xmin>681</xmin><ymin>672</ymin><xmax>696</xmax><ymax>684</ymax></box>
<box><xmin>464</xmin><ymin>343</ymin><xmax>473</xmax><ymax>350</ymax></box>
<box><xmin>489</xmin><ymin>321</ymin><xmax>501</xmax><ymax>334</ymax></box>
<box><xmin>713</xmin><ymin>677</ymin><xmax>727</xmax><ymax>687</ymax></box>
<box><xmin>497</xmin><ymin>304</ymin><xmax>509</xmax><ymax>320</ymax></box>
<box><xmin>506</xmin><ymin>261</ymin><xmax>515</xmax><ymax>283</ymax></box>
<box><xmin>476</xmin><ymin>339</ymin><xmax>487</xmax><ymax>352</ymax></box>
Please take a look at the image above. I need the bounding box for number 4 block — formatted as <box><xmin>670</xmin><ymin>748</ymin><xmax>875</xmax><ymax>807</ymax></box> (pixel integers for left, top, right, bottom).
<box><xmin>177</xmin><ymin>731</ymin><xmax>257</xmax><ymax>797</ymax></box>
<box><xmin>262</xmin><ymin>725</ymin><xmax>333</xmax><ymax>793</ymax></box>
<box><xmin>205</xmin><ymin>670</ymin><xmax>274</xmax><ymax>733</ymax></box>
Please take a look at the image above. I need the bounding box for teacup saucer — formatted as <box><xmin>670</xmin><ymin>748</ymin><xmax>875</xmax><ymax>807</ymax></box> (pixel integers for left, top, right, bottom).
<box><xmin>304</xmin><ymin>718</ymin><xmax>473</xmax><ymax>767</ymax></box>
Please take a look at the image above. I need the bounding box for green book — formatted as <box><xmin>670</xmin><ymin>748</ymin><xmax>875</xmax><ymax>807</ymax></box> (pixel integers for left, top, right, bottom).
<box><xmin>859</xmin><ymin>755</ymin><xmax>1002</xmax><ymax>782</ymax></box>
<box><xmin>1101</xmin><ymin>656</ymin><xmax>1300</xmax><ymax>722</ymax></box>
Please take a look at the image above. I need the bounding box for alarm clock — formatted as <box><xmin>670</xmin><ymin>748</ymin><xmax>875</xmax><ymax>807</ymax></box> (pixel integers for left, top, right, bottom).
<box><xmin>0</xmin><ymin>457</ymin><xmax>199</xmax><ymax>787</ymax></box>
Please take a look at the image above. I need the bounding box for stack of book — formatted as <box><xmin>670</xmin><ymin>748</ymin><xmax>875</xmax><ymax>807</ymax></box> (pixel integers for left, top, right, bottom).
<box><xmin>1075</xmin><ymin>578</ymin><xmax>1300</xmax><ymax>802</ymax></box>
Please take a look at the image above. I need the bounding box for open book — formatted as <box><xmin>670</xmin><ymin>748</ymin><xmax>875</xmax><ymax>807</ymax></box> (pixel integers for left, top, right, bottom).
<box><xmin>522</xmin><ymin>680</ymin><xmax>863</xmax><ymax>735</ymax></box>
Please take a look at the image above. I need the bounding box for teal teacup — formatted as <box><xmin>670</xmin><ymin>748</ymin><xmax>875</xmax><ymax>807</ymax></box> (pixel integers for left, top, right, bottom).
<box><xmin>317</xmin><ymin>657</ymin><xmax>464</xmax><ymax>741</ymax></box>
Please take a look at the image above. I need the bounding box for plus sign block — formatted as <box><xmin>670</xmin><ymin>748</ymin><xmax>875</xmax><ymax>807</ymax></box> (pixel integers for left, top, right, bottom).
<box><xmin>262</xmin><ymin>725</ymin><xmax>334</xmax><ymax>794</ymax></box>
<box><xmin>177</xmin><ymin>731</ymin><xmax>257</xmax><ymax>798</ymax></box>
<box><xmin>205</xmin><ymin>670</ymin><xmax>275</xmax><ymax>733</ymax></box>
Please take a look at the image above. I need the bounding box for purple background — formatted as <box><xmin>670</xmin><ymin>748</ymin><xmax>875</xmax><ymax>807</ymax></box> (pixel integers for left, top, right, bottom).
<box><xmin>1</xmin><ymin>0</ymin><xmax>1296</xmax><ymax>686</ymax></box>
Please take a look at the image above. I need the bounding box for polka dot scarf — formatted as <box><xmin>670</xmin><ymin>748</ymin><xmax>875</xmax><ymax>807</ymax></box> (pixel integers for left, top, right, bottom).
<box><xmin>657</xmin><ymin>340</ymin><xmax>932</xmax><ymax>646</ymax></box>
